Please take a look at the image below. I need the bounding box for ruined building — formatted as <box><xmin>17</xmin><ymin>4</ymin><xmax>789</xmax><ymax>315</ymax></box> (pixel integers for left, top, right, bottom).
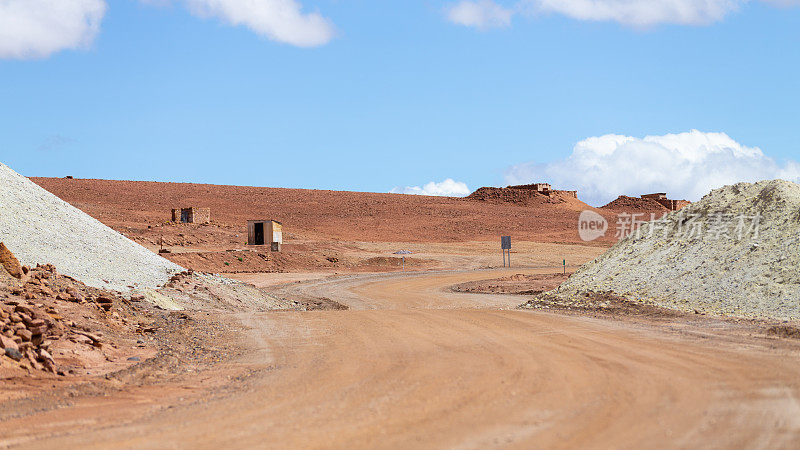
<box><xmin>466</xmin><ymin>183</ymin><xmax>579</xmax><ymax>205</ymax></box>
<box><xmin>506</xmin><ymin>183</ymin><xmax>578</xmax><ymax>198</ymax></box>
<box><xmin>640</xmin><ymin>193</ymin><xmax>690</xmax><ymax>211</ymax></box>
<box><xmin>171</xmin><ymin>207</ymin><xmax>211</xmax><ymax>224</ymax></box>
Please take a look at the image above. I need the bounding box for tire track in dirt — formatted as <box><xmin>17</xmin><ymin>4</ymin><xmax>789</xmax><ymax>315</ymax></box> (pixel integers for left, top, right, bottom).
<box><xmin>4</xmin><ymin>269</ymin><xmax>800</xmax><ymax>448</ymax></box>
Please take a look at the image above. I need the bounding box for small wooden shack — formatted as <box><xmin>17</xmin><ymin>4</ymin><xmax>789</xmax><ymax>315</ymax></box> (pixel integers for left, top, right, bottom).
<box><xmin>247</xmin><ymin>220</ymin><xmax>283</xmax><ymax>251</ymax></box>
<box><xmin>171</xmin><ymin>207</ymin><xmax>211</xmax><ymax>224</ymax></box>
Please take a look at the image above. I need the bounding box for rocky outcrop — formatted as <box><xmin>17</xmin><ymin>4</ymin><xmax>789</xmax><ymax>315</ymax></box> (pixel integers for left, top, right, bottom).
<box><xmin>1</xmin><ymin>263</ymin><xmax>121</xmax><ymax>374</ymax></box>
<box><xmin>466</xmin><ymin>186</ymin><xmax>576</xmax><ymax>206</ymax></box>
<box><xmin>602</xmin><ymin>195</ymin><xmax>669</xmax><ymax>212</ymax></box>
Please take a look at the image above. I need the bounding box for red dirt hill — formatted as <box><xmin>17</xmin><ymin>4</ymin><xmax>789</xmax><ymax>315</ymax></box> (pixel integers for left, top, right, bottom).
<box><xmin>602</xmin><ymin>195</ymin><xmax>670</xmax><ymax>213</ymax></box>
<box><xmin>32</xmin><ymin>178</ymin><xmax>615</xmax><ymax>244</ymax></box>
<box><xmin>466</xmin><ymin>187</ymin><xmax>587</xmax><ymax>210</ymax></box>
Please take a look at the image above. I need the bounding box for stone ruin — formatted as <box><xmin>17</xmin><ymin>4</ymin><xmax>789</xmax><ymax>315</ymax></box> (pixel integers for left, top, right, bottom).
<box><xmin>466</xmin><ymin>183</ymin><xmax>578</xmax><ymax>205</ymax></box>
<box><xmin>640</xmin><ymin>193</ymin><xmax>690</xmax><ymax>211</ymax></box>
<box><xmin>171</xmin><ymin>207</ymin><xmax>211</xmax><ymax>224</ymax></box>
<box><xmin>505</xmin><ymin>183</ymin><xmax>578</xmax><ymax>198</ymax></box>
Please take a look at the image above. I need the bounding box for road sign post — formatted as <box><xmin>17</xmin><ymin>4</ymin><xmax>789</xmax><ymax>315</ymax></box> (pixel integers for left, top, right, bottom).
<box><xmin>501</xmin><ymin>236</ymin><xmax>511</xmax><ymax>268</ymax></box>
<box><xmin>394</xmin><ymin>250</ymin><xmax>412</xmax><ymax>272</ymax></box>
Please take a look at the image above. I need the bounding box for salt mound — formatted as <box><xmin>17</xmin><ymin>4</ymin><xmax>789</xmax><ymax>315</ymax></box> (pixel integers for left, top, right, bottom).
<box><xmin>0</xmin><ymin>162</ymin><xmax>182</xmax><ymax>291</ymax></box>
<box><xmin>554</xmin><ymin>180</ymin><xmax>800</xmax><ymax>320</ymax></box>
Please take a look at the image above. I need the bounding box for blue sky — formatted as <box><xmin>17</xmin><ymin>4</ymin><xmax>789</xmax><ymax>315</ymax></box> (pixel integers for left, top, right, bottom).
<box><xmin>1</xmin><ymin>0</ymin><xmax>799</xmax><ymax>204</ymax></box>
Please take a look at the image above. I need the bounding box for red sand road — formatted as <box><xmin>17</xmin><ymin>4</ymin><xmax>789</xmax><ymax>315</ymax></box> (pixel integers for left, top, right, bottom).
<box><xmin>3</xmin><ymin>269</ymin><xmax>799</xmax><ymax>448</ymax></box>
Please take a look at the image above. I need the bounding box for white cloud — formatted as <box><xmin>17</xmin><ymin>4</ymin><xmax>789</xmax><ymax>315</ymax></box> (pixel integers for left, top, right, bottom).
<box><xmin>506</xmin><ymin>130</ymin><xmax>800</xmax><ymax>206</ymax></box>
<box><xmin>391</xmin><ymin>179</ymin><xmax>472</xmax><ymax>197</ymax></box>
<box><xmin>450</xmin><ymin>0</ymin><xmax>799</xmax><ymax>28</ymax></box>
<box><xmin>523</xmin><ymin>0</ymin><xmax>743</xmax><ymax>26</ymax></box>
<box><xmin>761</xmin><ymin>0</ymin><xmax>800</xmax><ymax>6</ymax></box>
<box><xmin>178</xmin><ymin>0</ymin><xmax>334</xmax><ymax>47</ymax></box>
<box><xmin>0</xmin><ymin>0</ymin><xmax>107</xmax><ymax>59</ymax></box>
<box><xmin>445</xmin><ymin>0</ymin><xmax>513</xmax><ymax>29</ymax></box>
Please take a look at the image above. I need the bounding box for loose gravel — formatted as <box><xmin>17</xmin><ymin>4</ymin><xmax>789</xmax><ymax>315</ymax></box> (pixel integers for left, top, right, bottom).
<box><xmin>552</xmin><ymin>180</ymin><xmax>800</xmax><ymax>320</ymax></box>
<box><xmin>0</xmin><ymin>163</ymin><xmax>182</xmax><ymax>291</ymax></box>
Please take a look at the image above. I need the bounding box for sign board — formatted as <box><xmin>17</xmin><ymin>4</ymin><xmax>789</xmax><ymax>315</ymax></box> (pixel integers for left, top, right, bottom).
<box><xmin>501</xmin><ymin>236</ymin><xmax>511</xmax><ymax>250</ymax></box>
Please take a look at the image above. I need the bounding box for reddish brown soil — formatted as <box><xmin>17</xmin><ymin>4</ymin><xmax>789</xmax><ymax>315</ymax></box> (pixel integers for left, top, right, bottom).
<box><xmin>161</xmin><ymin>248</ymin><xmax>433</xmax><ymax>274</ymax></box>
<box><xmin>33</xmin><ymin>178</ymin><xmax>625</xmax><ymax>244</ymax></box>
<box><xmin>0</xmin><ymin>263</ymin><xmax>157</xmax><ymax>383</ymax></box>
<box><xmin>465</xmin><ymin>187</ymin><xmax>581</xmax><ymax>207</ymax></box>
<box><xmin>767</xmin><ymin>325</ymin><xmax>800</xmax><ymax>339</ymax></box>
<box><xmin>30</xmin><ymin>178</ymin><xmax>671</xmax><ymax>275</ymax></box>
<box><xmin>3</xmin><ymin>174</ymin><xmax>798</xmax><ymax>447</ymax></box>
<box><xmin>451</xmin><ymin>272</ymin><xmax>572</xmax><ymax>295</ymax></box>
<box><xmin>450</xmin><ymin>272</ymin><xmax>702</xmax><ymax>321</ymax></box>
<box><xmin>602</xmin><ymin>195</ymin><xmax>670</xmax><ymax>212</ymax></box>
<box><xmin>0</xmin><ymin>262</ymin><xmax>300</xmax><ymax>408</ymax></box>
<box><xmin>6</xmin><ymin>268</ymin><xmax>800</xmax><ymax>447</ymax></box>
<box><xmin>524</xmin><ymin>290</ymin><xmax>687</xmax><ymax>319</ymax></box>
<box><xmin>163</xmin><ymin>249</ymin><xmax>285</xmax><ymax>274</ymax></box>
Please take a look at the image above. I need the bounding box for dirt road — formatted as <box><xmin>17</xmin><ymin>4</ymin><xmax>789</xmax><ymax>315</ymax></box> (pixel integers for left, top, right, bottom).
<box><xmin>3</xmin><ymin>269</ymin><xmax>800</xmax><ymax>448</ymax></box>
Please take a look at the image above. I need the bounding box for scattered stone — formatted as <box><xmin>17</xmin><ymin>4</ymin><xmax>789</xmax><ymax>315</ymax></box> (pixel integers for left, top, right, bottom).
<box><xmin>96</xmin><ymin>296</ymin><xmax>113</xmax><ymax>311</ymax></box>
<box><xmin>766</xmin><ymin>325</ymin><xmax>800</xmax><ymax>339</ymax></box>
<box><xmin>5</xmin><ymin>347</ymin><xmax>23</xmax><ymax>361</ymax></box>
<box><xmin>16</xmin><ymin>329</ymin><xmax>32</xmax><ymax>342</ymax></box>
<box><xmin>39</xmin><ymin>286</ymin><xmax>54</xmax><ymax>297</ymax></box>
<box><xmin>28</xmin><ymin>323</ymin><xmax>47</xmax><ymax>335</ymax></box>
<box><xmin>15</xmin><ymin>305</ymin><xmax>34</xmax><ymax>317</ymax></box>
<box><xmin>31</xmin><ymin>334</ymin><xmax>44</xmax><ymax>346</ymax></box>
<box><xmin>1</xmin><ymin>334</ymin><xmax>19</xmax><ymax>352</ymax></box>
<box><xmin>0</xmin><ymin>242</ymin><xmax>22</xmax><ymax>278</ymax></box>
<box><xmin>27</xmin><ymin>352</ymin><xmax>44</xmax><ymax>371</ymax></box>
<box><xmin>75</xmin><ymin>331</ymin><xmax>103</xmax><ymax>347</ymax></box>
<box><xmin>1</xmin><ymin>260</ymin><xmax>153</xmax><ymax>375</ymax></box>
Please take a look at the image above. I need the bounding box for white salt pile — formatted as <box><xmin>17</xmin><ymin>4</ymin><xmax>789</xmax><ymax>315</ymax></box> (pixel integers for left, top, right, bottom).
<box><xmin>555</xmin><ymin>180</ymin><xmax>800</xmax><ymax>320</ymax></box>
<box><xmin>0</xmin><ymin>162</ymin><xmax>182</xmax><ymax>291</ymax></box>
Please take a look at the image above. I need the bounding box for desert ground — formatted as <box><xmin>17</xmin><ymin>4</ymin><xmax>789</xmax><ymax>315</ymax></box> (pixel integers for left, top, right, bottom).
<box><xmin>1</xmin><ymin>177</ymin><xmax>799</xmax><ymax>448</ymax></box>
